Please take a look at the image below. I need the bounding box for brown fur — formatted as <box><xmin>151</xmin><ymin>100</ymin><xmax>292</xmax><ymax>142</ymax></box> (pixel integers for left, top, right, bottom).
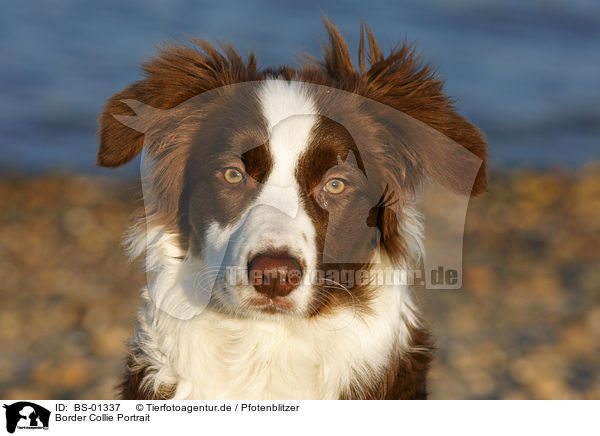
<box><xmin>98</xmin><ymin>20</ymin><xmax>487</xmax><ymax>194</ymax></box>
<box><xmin>98</xmin><ymin>41</ymin><xmax>262</xmax><ymax>167</ymax></box>
<box><xmin>297</xmin><ymin>20</ymin><xmax>487</xmax><ymax>195</ymax></box>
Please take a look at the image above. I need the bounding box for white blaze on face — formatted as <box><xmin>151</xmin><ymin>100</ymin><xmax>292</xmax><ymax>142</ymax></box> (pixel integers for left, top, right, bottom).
<box><xmin>258</xmin><ymin>79</ymin><xmax>317</xmax><ymax>181</ymax></box>
<box><xmin>202</xmin><ymin>80</ymin><xmax>321</xmax><ymax>314</ymax></box>
<box><xmin>254</xmin><ymin>78</ymin><xmax>318</xmax><ymax>251</ymax></box>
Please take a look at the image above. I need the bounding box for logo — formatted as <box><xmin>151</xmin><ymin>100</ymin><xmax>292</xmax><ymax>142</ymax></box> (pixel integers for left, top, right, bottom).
<box><xmin>2</xmin><ymin>402</ymin><xmax>50</xmax><ymax>434</ymax></box>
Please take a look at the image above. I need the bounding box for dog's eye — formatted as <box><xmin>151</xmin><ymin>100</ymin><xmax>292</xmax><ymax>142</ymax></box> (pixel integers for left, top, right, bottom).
<box><xmin>323</xmin><ymin>178</ymin><xmax>346</xmax><ymax>195</ymax></box>
<box><xmin>223</xmin><ymin>168</ymin><xmax>244</xmax><ymax>184</ymax></box>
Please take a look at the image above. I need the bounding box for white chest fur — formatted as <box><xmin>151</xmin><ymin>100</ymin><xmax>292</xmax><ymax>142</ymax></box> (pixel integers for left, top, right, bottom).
<box><xmin>133</xmin><ymin>280</ymin><xmax>419</xmax><ymax>400</ymax></box>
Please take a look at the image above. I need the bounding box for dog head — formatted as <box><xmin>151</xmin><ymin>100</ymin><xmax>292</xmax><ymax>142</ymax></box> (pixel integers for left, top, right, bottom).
<box><xmin>97</xmin><ymin>21</ymin><xmax>487</xmax><ymax>319</ymax></box>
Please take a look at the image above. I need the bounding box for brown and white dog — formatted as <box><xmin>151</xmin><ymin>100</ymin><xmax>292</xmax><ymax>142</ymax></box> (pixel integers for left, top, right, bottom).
<box><xmin>97</xmin><ymin>20</ymin><xmax>487</xmax><ymax>400</ymax></box>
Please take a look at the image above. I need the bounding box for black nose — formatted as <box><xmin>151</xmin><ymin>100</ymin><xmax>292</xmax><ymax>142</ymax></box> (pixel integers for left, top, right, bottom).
<box><xmin>248</xmin><ymin>252</ymin><xmax>303</xmax><ymax>298</ymax></box>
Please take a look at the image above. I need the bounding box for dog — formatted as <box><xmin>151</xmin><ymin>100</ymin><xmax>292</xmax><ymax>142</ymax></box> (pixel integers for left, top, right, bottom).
<box><xmin>97</xmin><ymin>20</ymin><xmax>487</xmax><ymax>400</ymax></box>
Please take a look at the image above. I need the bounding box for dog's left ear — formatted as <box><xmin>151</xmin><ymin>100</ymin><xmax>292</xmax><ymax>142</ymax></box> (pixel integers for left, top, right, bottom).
<box><xmin>319</xmin><ymin>19</ymin><xmax>488</xmax><ymax>196</ymax></box>
<box><xmin>97</xmin><ymin>40</ymin><xmax>259</xmax><ymax>167</ymax></box>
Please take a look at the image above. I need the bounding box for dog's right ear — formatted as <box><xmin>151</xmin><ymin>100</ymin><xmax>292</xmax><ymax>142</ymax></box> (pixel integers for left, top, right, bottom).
<box><xmin>97</xmin><ymin>39</ymin><xmax>259</xmax><ymax>167</ymax></box>
<box><xmin>97</xmin><ymin>82</ymin><xmax>149</xmax><ymax>167</ymax></box>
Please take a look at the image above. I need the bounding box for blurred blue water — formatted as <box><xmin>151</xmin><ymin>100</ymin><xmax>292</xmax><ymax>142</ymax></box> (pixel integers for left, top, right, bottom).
<box><xmin>0</xmin><ymin>0</ymin><xmax>598</xmax><ymax>174</ymax></box>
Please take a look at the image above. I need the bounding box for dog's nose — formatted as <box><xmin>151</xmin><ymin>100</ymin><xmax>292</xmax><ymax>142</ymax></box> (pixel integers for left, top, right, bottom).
<box><xmin>248</xmin><ymin>253</ymin><xmax>303</xmax><ymax>298</ymax></box>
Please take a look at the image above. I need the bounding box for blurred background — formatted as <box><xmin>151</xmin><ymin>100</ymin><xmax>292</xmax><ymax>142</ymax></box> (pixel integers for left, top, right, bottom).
<box><xmin>0</xmin><ymin>0</ymin><xmax>598</xmax><ymax>399</ymax></box>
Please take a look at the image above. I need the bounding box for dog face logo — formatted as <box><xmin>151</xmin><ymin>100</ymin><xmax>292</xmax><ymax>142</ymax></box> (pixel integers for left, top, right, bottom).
<box><xmin>2</xmin><ymin>402</ymin><xmax>50</xmax><ymax>434</ymax></box>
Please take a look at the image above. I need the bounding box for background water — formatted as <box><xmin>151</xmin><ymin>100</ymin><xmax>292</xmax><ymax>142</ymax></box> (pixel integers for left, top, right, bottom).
<box><xmin>1</xmin><ymin>0</ymin><xmax>599</xmax><ymax>174</ymax></box>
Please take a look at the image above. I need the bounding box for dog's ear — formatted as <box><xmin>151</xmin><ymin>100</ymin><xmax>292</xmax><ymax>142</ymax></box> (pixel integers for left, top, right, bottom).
<box><xmin>97</xmin><ymin>82</ymin><xmax>148</xmax><ymax>167</ymax></box>
<box><xmin>318</xmin><ymin>19</ymin><xmax>488</xmax><ymax>195</ymax></box>
<box><xmin>97</xmin><ymin>40</ymin><xmax>259</xmax><ymax>167</ymax></box>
